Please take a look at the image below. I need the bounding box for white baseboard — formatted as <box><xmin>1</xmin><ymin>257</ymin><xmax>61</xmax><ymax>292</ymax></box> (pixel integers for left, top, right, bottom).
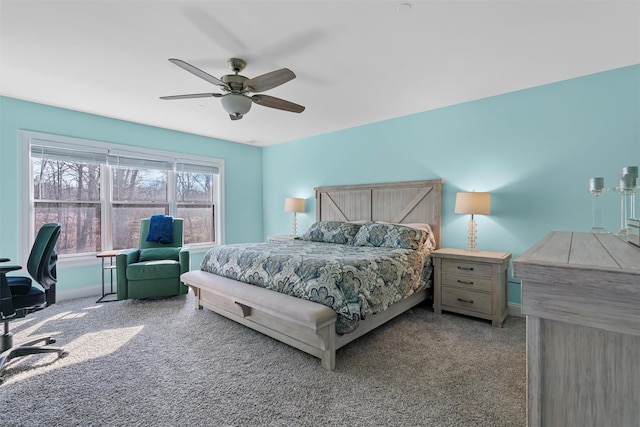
<box><xmin>508</xmin><ymin>303</ymin><xmax>523</xmax><ymax>317</ymax></box>
<box><xmin>56</xmin><ymin>285</ymin><xmax>102</xmax><ymax>302</ymax></box>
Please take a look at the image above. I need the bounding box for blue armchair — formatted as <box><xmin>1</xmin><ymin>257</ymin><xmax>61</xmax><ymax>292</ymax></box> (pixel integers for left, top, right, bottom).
<box><xmin>116</xmin><ymin>217</ymin><xmax>189</xmax><ymax>300</ymax></box>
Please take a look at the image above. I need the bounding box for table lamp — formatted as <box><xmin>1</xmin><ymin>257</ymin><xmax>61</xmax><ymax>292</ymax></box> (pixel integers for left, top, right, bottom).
<box><xmin>455</xmin><ymin>191</ymin><xmax>491</xmax><ymax>250</ymax></box>
<box><xmin>284</xmin><ymin>197</ymin><xmax>305</xmax><ymax>237</ymax></box>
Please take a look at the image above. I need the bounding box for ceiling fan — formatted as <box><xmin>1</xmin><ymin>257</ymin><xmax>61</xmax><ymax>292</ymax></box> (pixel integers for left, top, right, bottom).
<box><xmin>160</xmin><ymin>58</ymin><xmax>305</xmax><ymax>120</ymax></box>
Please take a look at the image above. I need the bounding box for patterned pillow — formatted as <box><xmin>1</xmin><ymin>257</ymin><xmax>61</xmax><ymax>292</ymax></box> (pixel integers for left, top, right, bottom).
<box><xmin>353</xmin><ymin>223</ymin><xmax>428</xmax><ymax>250</ymax></box>
<box><xmin>376</xmin><ymin>222</ymin><xmax>436</xmax><ymax>251</ymax></box>
<box><xmin>301</xmin><ymin>221</ymin><xmax>362</xmax><ymax>244</ymax></box>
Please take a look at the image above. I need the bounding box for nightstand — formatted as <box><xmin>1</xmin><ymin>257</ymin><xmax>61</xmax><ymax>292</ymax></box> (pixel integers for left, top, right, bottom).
<box><xmin>268</xmin><ymin>235</ymin><xmax>296</xmax><ymax>242</ymax></box>
<box><xmin>432</xmin><ymin>248</ymin><xmax>511</xmax><ymax>327</ymax></box>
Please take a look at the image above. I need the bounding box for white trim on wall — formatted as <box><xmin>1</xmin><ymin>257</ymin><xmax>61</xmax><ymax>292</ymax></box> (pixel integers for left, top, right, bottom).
<box><xmin>508</xmin><ymin>303</ymin><xmax>523</xmax><ymax>318</ymax></box>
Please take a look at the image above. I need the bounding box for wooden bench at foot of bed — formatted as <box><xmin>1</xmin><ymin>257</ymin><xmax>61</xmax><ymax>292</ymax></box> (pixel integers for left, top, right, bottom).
<box><xmin>181</xmin><ymin>270</ymin><xmax>338</xmax><ymax>370</ymax></box>
<box><xmin>181</xmin><ymin>270</ymin><xmax>429</xmax><ymax>371</ymax></box>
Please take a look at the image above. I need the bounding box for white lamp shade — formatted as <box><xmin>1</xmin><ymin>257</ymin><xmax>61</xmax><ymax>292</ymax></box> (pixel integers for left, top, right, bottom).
<box><xmin>221</xmin><ymin>94</ymin><xmax>252</xmax><ymax>115</ymax></box>
<box><xmin>284</xmin><ymin>197</ymin><xmax>305</xmax><ymax>213</ymax></box>
<box><xmin>455</xmin><ymin>192</ymin><xmax>491</xmax><ymax>215</ymax></box>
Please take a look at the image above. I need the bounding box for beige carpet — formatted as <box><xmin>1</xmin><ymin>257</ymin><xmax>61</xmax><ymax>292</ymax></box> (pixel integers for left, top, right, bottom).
<box><xmin>0</xmin><ymin>291</ymin><xmax>526</xmax><ymax>426</ymax></box>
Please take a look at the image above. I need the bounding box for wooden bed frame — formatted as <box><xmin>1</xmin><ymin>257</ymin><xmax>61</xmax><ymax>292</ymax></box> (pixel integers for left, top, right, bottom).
<box><xmin>181</xmin><ymin>179</ymin><xmax>443</xmax><ymax>370</ymax></box>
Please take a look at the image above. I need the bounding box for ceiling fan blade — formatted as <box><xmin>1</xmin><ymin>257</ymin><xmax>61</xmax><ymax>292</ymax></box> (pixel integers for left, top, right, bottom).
<box><xmin>244</xmin><ymin>68</ymin><xmax>296</xmax><ymax>93</ymax></box>
<box><xmin>168</xmin><ymin>58</ymin><xmax>230</xmax><ymax>90</ymax></box>
<box><xmin>251</xmin><ymin>95</ymin><xmax>305</xmax><ymax>113</ymax></box>
<box><xmin>160</xmin><ymin>93</ymin><xmax>223</xmax><ymax>100</ymax></box>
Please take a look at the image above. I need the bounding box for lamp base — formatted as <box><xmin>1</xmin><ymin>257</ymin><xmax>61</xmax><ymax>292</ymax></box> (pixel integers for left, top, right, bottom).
<box><xmin>291</xmin><ymin>213</ymin><xmax>298</xmax><ymax>238</ymax></box>
<box><xmin>466</xmin><ymin>215</ymin><xmax>478</xmax><ymax>250</ymax></box>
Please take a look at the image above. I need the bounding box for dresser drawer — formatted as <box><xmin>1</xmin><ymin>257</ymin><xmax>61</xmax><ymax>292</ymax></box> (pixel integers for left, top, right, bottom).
<box><xmin>441</xmin><ymin>288</ymin><xmax>492</xmax><ymax>315</ymax></box>
<box><xmin>441</xmin><ymin>273</ymin><xmax>493</xmax><ymax>292</ymax></box>
<box><xmin>442</xmin><ymin>259</ymin><xmax>492</xmax><ymax>278</ymax></box>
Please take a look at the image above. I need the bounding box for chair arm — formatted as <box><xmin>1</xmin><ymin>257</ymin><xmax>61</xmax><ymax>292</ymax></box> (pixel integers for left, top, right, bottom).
<box><xmin>179</xmin><ymin>248</ymin><xmax>190</xmax><ymax>276</ymax></box>
<box><xmin>116</xmin><ymin>249</ymin><xmax>140</xmax><ymax>300</ymax></box>
<box><xmin>0</xmin><ymin>267</ymin><xmax>17</xmax><ymax>319</ymax></box>
<box><xmin>0</xmin><ymin>265</ymin><xmax>22</xmax><ymax>275</ymax></box>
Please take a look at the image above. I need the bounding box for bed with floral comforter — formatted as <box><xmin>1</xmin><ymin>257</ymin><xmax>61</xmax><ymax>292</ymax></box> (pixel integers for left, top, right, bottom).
<box><xmin>182</xmin><ymin>180</ymin><xmax>443</xmax><ymax>370</ymax></box>
<box><xmin>200</xmin><ymin>221</ymin><xmax>434</xmax><ymax>334</ymax></box>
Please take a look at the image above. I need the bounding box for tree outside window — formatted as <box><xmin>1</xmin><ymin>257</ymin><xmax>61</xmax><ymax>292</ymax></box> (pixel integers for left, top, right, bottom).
<box><xmin>33</xmin><ymin>158</ymin><xmax>101</xmax><ymax>255</ymax></box>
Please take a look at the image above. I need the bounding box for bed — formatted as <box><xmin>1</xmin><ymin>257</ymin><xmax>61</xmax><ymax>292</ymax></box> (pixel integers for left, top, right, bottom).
<box><xmin>181</xmin><ymin>179</ymin><xmax>443</xmax><ymax>370</ymax></box>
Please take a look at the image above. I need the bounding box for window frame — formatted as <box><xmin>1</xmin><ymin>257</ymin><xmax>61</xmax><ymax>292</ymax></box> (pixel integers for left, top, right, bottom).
<box><xmin>19</xmin><ymin>130</ymin><xmax>225</xmax><ymax>266</ymax></box>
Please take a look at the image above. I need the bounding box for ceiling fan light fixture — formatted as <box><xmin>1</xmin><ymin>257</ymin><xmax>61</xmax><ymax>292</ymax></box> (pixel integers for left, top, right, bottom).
<box><xmin>221</xmin><ymin>94</ymin><xmax>252</xmax><ymax>118</ymax></box>
<box><xmin>163</xmin><ymin>58</ymin><xmax>305</xmax><ymax>119</ymax></box>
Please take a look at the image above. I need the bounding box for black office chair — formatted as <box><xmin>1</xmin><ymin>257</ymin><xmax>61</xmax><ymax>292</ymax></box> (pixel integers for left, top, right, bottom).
<box><xmin>0</xmin><ymin>223</ymin><xmax>68</xmax><ymax>383</ymax></box>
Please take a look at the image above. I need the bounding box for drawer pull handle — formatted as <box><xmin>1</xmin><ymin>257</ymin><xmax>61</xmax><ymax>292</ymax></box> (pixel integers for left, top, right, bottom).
<box><xmin>457</xmin><ymin>280</ymin><xmax>474</xmax><ymax>285</ymax></box>
<box><xmin>457</xmin><ymin>298</ymin><xmax>474</xmax><ymax>304</ymax></box>
<box><xmin>457</xmin><ymin>266</ymin><xmax>474</xmax><ymax>271</ymax></box>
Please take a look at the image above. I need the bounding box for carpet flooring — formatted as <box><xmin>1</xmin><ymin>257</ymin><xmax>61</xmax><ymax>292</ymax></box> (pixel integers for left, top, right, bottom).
<box><xmin>0</xmin><ymin>292</ymin><xmax>526</xmax><ymax>426</ymax></box>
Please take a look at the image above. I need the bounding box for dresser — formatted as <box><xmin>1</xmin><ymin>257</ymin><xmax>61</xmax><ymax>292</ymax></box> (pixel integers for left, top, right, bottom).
<box><xmin>432</xmin><ymin>248</ymin><xmax>511</xmax><ymax>327</ymax></box>
<box><xmin>513</xmin><ymin>231</ymin><xmax>640</xmax><ymax>427</ymax></box>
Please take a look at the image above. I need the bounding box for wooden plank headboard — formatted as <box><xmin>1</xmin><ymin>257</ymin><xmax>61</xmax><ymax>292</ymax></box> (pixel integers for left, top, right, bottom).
<box><xmin>314</xmin><ymin>179</ymin><xmax>443</xmax><ymax>249</ymax></box>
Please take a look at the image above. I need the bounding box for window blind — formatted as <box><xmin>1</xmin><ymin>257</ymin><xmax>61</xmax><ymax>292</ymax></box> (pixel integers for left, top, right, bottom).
<box><xmin>31</xmin><ymin>140</ymin><xmax>108</xmax><ymax>164</ymax></box>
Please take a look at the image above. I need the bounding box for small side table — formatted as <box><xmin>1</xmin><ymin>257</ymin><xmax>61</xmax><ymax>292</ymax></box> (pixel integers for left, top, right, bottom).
<box><xmin>96</xmin><ymin>250</ymin><xmax>120</xmax><ymax>303</ymax></box>
<box><xmin>432</xmin><ymin>248</ymin><xmax>511</xmax><ymax>327</ymax></box>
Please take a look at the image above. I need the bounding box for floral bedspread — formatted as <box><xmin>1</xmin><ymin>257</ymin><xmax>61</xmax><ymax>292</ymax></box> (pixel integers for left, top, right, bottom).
<box><xmin>200</xmin><ymin>241</ymin><xmax>432</xmax><ymax>334</ymax></box>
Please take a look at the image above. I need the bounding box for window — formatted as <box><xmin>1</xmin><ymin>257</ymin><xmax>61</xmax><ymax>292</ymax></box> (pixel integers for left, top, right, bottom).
<box><xmin>33</xmin><ymin>152</ymin><xmax>103</xmax><ymax>255</ymax></box>
<box><xmin>21</xmin><ymin>131</ymin><xmax>224</xmax><ymax>259</ymax></box>
<box><xmin>176</xmin><ymin>165</ymin><xmax>216</xmax><ymax>245</ymax></box>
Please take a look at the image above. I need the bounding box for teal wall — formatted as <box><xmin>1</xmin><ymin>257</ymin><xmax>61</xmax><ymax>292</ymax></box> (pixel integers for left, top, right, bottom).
<box><xmin>2</xmin><ymin>65</ymin><xmax>638</xmax><ymax>302</ymax></box>
<box><xmin>0</xmin><ymin>96</ymin><xmax>263</xmax><ymax>294</ymax></box>
<box><xmin>263</xmin><ymin>65</ymin><xmax>640</xmax><ymax>304</ymax></box>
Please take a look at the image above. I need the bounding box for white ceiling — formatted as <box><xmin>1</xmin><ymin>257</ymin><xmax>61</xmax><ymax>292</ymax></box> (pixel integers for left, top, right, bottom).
<box><xmin>1</xmin><ymin>1</ymin><xmax>639</xmax><ymax>147</ymax></box>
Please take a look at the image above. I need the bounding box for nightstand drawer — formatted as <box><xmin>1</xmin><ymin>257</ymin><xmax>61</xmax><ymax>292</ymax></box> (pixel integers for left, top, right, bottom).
<box><xmin>441</xmin><ymin>274</ymin><xmax>493</xmax><ymax>292</ymax></box>
<box><xmin>442</xmin><ymin>288</ymin><xmax>492</xmax><ymax>315</ymax></box>
<box><xmin>442</xmin><ymin>259</ymin><xmax>492</xmax><ymax>278</ymax></box>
